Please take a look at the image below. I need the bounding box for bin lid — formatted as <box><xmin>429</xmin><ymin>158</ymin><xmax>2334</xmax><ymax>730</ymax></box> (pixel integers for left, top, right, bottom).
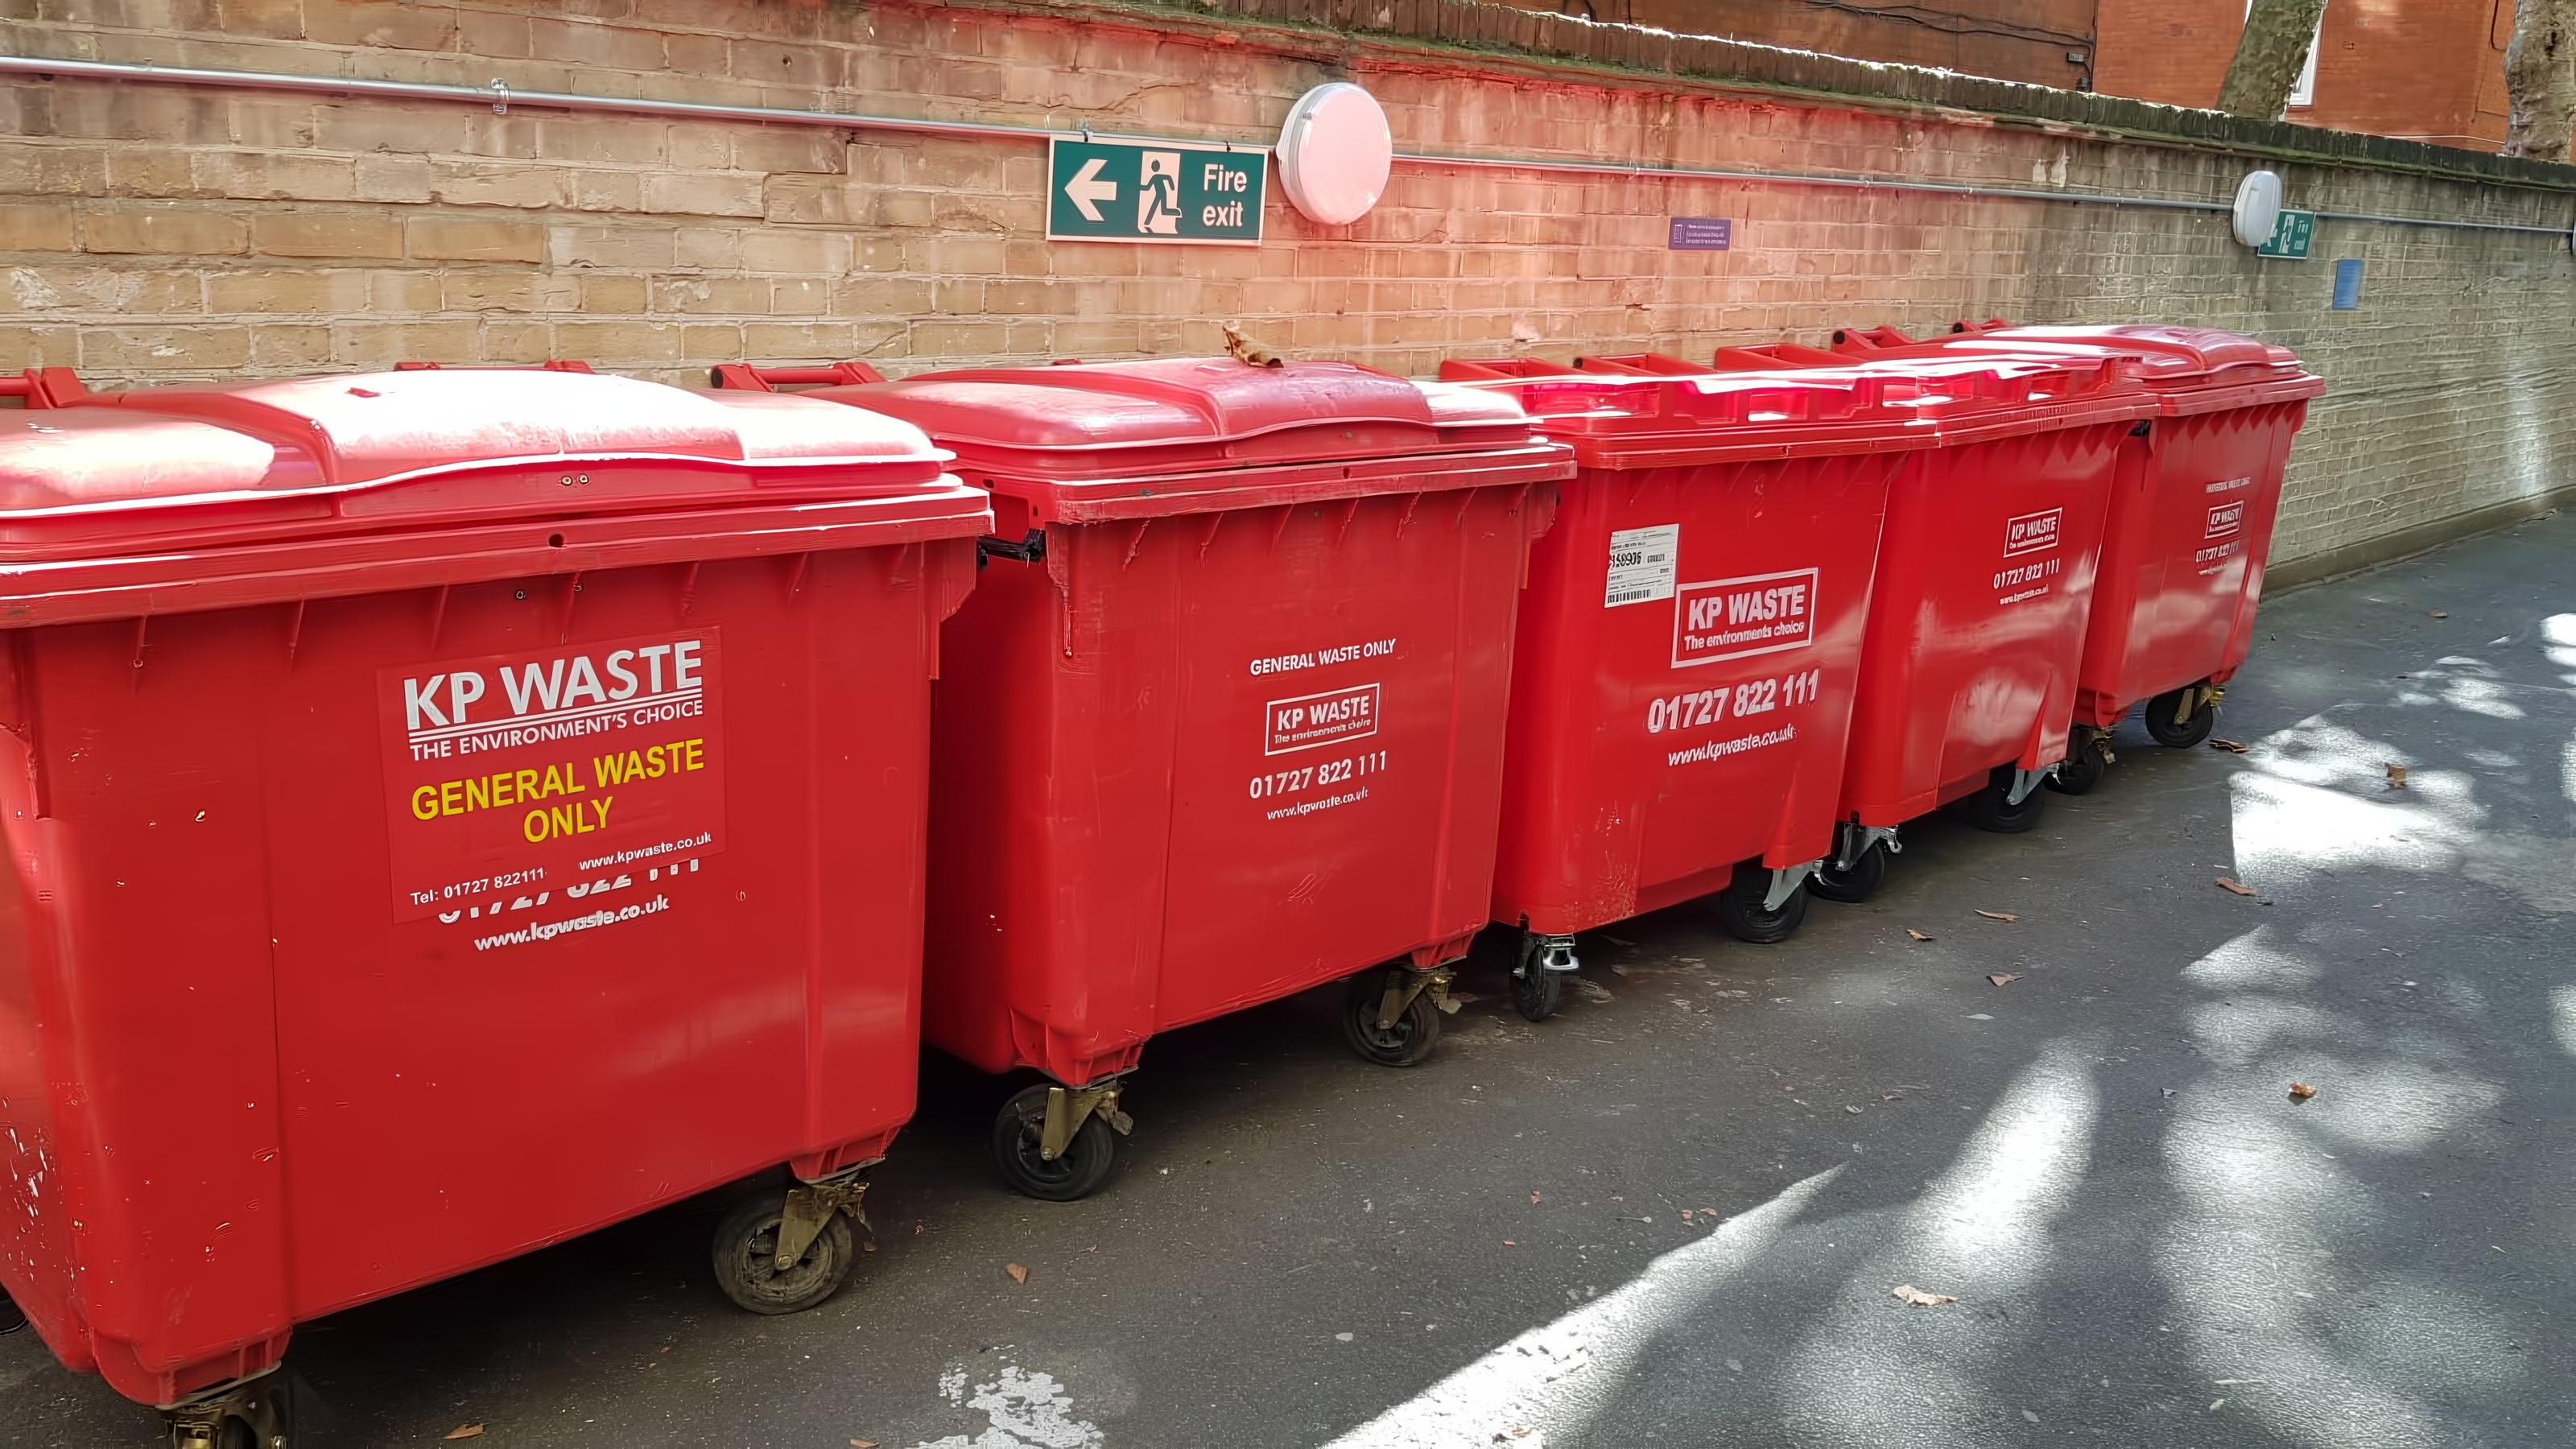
<box><xmin>1435</xmin><ymin>361</ymin><xmax>1943</xmax><ymax>469</ymax></box>
<box><xmin>1835</xmin><ymin>324</ymin><xmax>2325</xmax><ymax>415</ymax></box>
<box><xmin>0</xmin><ymin>368</ymin><xmax>952</xmax><ymax>558</ymax></box>
<box><xmin>801</xmin><ymin>357</ymin><xmax>1569</xmax><ymax>520</ymax></box>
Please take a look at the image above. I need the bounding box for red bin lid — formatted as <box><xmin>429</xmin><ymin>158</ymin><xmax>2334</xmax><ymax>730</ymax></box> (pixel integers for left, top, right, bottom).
<box><xmin>1833</xmin><ymin>324</ymin><xmax>2324</xmax><ymax>415</ymax></box>
<box><xmin>802</xmin><ymin>357</ymin><xmax>1569</xmax><ymax>521</ymax></box>
<box><xmin>1435</xmin><ymin>361</ymin><xmax>1943</xmax><ymax>469</ymax></box>
<box><xmin>0</xmin><ymin>368</ymin><xmax>951</xmax><ymax>559</ymax></box>
<box><xmin>0</xmin><ymin>369</ymin><xmax>988</xmax><ymax>625</ymax></box>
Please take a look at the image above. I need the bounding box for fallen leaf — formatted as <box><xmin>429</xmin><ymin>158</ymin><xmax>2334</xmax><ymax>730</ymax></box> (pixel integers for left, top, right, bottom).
<box><xmin>2215</xmin><ymin>877</ymin><xmax>2257</xmax><ymax>897</ymax></box>
<box><xmin>861</xmin><ymin>1240</ymin><xmax>877</xmax><ymax>1253</ymax></box>
<box><xmin>852</xmin><ymin>1441</ymin><xmax>881</xmax><ymax>1447</ymax></box>
<box><xmin>2385</xmin><ymin>762</ymin><xmax>2409</xmax><ymax>788</ymax></box>
<box><xmin>2210</xmin><ymin>737</ymin><xmax>2250</xmax><ymax>753</ymax></box>
<box><xmin>1905</xmin><ymin>928</ymin><xmax>1934</xmax><ymax>942</ymax></box>
<box><xmin>1880</xmin><ymin>1093</ymin><xmax>1902</xmax><ymax>1101</ymax></box>
<box><xmin>2428</xmin><ymin>610</ymin><xmax>2447</xmax><ymax>618</ymax></box>
<box><xmin>2288</xmin><ymin>1082</ymin><xmax>2318</xmax><ymax>1100</ymax></box>
<box><xmin>1530</xmin><ymin>1191</ymin><xmax>1542</xmax><ymax>1204</ymax></box>
<box><xmin>1005</xmin><ymin>1262</ymin><xmax>1029</xmax><ymax>1284</ymax></box>
<box><xmin>1502</xmin><ymin>1240</ymin><xmax>1517</xmax><ymax>1246</ymax></box>
<box><xmin>444</xmin><ymin>1430</ymin><xmax>485</xmax><ymax>1443</ymax></box>
<box><xmin>1987</xmin><ymin>972</ymin><xmax>2022</xmax><ymax>986</ymax></box>
<box><xmin>1892</xmin><ymin>1284</ymin><xmax>1957</xmax><ymax>1307</ymax></box>
<box><xmin>1974</xmin><ymin>910</ymin><xmax>2019</xmax><ymax>923</ymax></box>
<box><xmin>1679</xmin><ymin>1209</ymin><xmax>1694</xmax><ymax>1220</ymax></box>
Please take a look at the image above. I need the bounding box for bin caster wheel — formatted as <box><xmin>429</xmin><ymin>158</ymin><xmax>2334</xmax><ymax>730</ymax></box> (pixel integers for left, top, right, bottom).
<box><xmin>1343</xmin><ymin>968</ymin><xmax>1441</xmax><ymax>1067</ymax></box>
<box><xmin>1960</xmin><ymin>763</ymin><xmax>2048</xmax><ymax>834</ymax></box>
<box><xmin>1806</xmin><ymin>842</ymin><xmax>1887</xmax><ymax>904</ymax></box>
<box><xmin>2144</xmin><ymin>685</ymin><xmax>2218</xmax><ymax>748</ymax></box>
<box><xmin>1714</xmin><ymin>861</ymin><xmax>1809</xmax><ymax>943</ymax></box>
<box><xmin>165</xmin><ymin>1373</ymin><xmax>291</xmax><ymax>1449</ymax></box>
<box><xmin>2047</xmin><ymin>729</ymin><xmax>2112</xmax><ymax>795</ymax></box>
<box><xmin>991</xmin><ymin>1084</ymin><xmax>1118</xmax><ymax>1202</ymax></box>
<box><xmin>712</xmin><ymin>1187</ymin><xmax>857</xmax><ymax>1315</ymax></box>
<box><xmin>1510</xmin><ymin>935</ymin><xmax>1571</xmax><ymax>1022</ymax></box>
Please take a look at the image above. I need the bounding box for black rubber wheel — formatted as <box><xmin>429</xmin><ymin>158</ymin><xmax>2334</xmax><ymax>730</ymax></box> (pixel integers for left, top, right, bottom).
<box><xmin>2046</xmin><ymin>734</ymin><xmax>2109</xmax><ymax>795</ymax></box>
<box><xmin>990</xmin><ymin>1084</ymin><xmax>1118</xmax><ymax>1202</ymax></box>
<box><xmin>2143</xmin><ymin>686</ymin><xmax>2218</xmax><ymax>748</ymax></box>
<box><xmin>1806</xmin><ymin>842</ymin><xmax>1886</xmax><ymax>904</ymax></box>
<box><xmin>0</xmin><ymin>1288</ymin><xmax>23</xmax><ymax>1335</ymax></box>
<box><xmin>711</xmin><ymin>1188</ymin><xmax>857</xmax><ymax>1315</ymax></box>
<box><xmin>1714</xmin><ymin>861</ymin><xmax>1809</xmax><ymax>943</ymax></box>
<box><xmin>1959</xmin><ymin>763</ymin><xmax>2048</xmax><ymax>834</ymax></box>
<box><xmin>1511</xmin><ymin>940</ymin><xmax>1563</xmax><ymax>1022</ymax></box>
<box><xmin>1343</xmin><ymin>969</ymin><xmax>1442</xmax><ymax>1067</ymax></box>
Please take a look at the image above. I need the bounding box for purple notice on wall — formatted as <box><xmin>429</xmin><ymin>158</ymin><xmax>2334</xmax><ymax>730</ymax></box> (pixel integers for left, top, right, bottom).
<box><xmin>1668</xmin><ymin>217</ymin><xmax>1732</xmax><ymax>250</ymax></box>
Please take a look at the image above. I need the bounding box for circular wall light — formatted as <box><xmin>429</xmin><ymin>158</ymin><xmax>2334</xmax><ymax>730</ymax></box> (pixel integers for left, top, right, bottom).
<box><xmin>2232</xmin><ymin>170</ymin><xmax>2284</xmax><ymax>247</ymax></box>
<box><xmin>1277</xmin><ymin>82</ymin><xmax>1393</xmax><ymax>226</ymax></box>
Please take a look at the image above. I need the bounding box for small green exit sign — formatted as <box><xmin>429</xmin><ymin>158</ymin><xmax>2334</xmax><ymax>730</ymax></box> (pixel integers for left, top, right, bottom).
<box><xmin>2257</xmin><ymin>208</ymin><xmax>2316</xmax><ymax>259</ymax></box>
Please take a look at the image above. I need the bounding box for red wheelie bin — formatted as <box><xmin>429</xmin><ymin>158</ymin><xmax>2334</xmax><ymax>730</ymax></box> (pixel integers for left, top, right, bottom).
<box><xmin>720</xmin><ymin>357</ymin><xmax>1569</xmax><ymax>1200</ymax></box>
<box><xmin>1788</xmin><ymin>351</ymin><xmax>2159</xmax><ymax>898</ymax></box>
<box><xmin>0</xmin><ymin>366</ymin><xmax>988</xmax><ymax>1445</ymax></box>
<box><xmin>1436</xmin><ymin>356</ymin><xmax>1935</xmax><ymax>1018</ymax></box>
<box><xmin>1831</xmin><ymin>324</ymin><xmax>2325</xmax><ymax>788</ymax></box>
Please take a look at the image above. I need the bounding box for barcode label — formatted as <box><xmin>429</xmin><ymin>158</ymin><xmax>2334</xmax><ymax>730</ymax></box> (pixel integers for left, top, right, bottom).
<box><xmin>1605</xmin><ymin>524</ymin><xmax>1679</xmax><ymax>608</ymax></box>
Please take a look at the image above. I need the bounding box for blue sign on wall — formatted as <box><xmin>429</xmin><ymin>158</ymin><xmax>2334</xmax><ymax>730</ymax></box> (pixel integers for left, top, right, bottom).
<box><xmin>2332</xmin><ymin>258</ymin><xmax>2363</xmax><ymax>310</ymax></box>
<box><xmin>1668</xmin><ymin>217</ymin><xmax>1732</xmax><ymax>250</ymax></box>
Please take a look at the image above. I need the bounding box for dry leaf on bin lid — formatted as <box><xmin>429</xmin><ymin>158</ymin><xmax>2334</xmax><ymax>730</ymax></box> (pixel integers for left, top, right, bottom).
<box><xmin>1005</xmin><ymin>1262</ymin><xmax>1029</xmax><ymax>1284</ymax></box>
<box><xmin>1222</xmin><ymin>322</ymin><xmax>1286</xmax><ymax>368</ymax></box>
<box><xmin>2385</xmin><ymin>763</ymin><xmax>2409</xmax><ymax>788</ymax></box>
<box><xmin>1892</xmin><ymin>1285</ymin><xmax>1957</xmax><ymax>1307</ymax></box>
<box><xmin>1987</xmin><ymin>972</ymin><xmax>2022</xmax><ymax>987</ymax></box>
<box><xmin>1905</xmin><ymin>928</ymin><xmax>1934</xmax><ymax>942</ymax></box>
<box><xmin>1974</xmin><ymin>910</ymin><xmax>2019</xmax><ymax>923</ymax></box>
<box><xmin>2289</xmin><ymin>1082</ymin><xmax>2319</xmax><ymax>1100</ymax></box>
<box><xmin>2215</xmin><ymin>877</ymin><xmax>2258</xmax><ymax>897</ymax></box>
<box><xmin>2211</xmin><ymin>738</ymin><xmax>2251</xmax><ymax>753</ymax></box>
<box><xmin>444</xmin><ymin>1430</ymin><xmax>485</xmax><ymax>1443</ymax></box>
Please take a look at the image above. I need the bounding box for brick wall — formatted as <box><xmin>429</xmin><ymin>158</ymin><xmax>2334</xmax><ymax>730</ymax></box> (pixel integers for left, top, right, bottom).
<box><xmin>2095</xmin><ymin>0</ymin><xmax>2512</xmax><ymax>151</ymax></box>
<box><xmin>1488</xmin><ymin>0</ymin><xmax>2099</xmax><ymax>89</ymax></box>
<box><xmin>0</xmin><ymin>0</ymin><xmax>2570</xmax><ymax>574</ymax></box>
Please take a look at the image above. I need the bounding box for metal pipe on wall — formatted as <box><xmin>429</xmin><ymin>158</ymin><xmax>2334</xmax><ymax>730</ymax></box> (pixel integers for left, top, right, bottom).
<box><xmin>0</xmin><ymin>51</ymin><xmax>2563</xmax><ymax>240</ymax></box>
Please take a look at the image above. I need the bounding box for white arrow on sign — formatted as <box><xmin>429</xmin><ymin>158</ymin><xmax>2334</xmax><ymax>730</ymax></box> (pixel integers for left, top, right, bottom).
<box><xmin>1063</xmin><ymin>157</ymin><xmax>1118</xmax><ymax>222</ymax></box>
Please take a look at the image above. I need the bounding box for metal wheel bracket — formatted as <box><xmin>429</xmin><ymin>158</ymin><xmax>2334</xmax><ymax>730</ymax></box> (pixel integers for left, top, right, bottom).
<box><xmin>1038</xmin><ymin>1082</ymin><xmax>1129</xmax><ymax>1163</ymax></box>
<box><xmin>165</xmin><ymin>1366</ymin><xmax>289</xmax><ymax>1449</ymax></box>
<box><xmin>776</xmin><ymin>1171</ymin><xmax>871</xmax><ymax>1271</ymax></box>
<box><xmin>2004</xmin><ymin>766</ymin><xmax>2051</xmax><ymax>806</ymax></box>
<box><xmin>1525</xmin><ymin>934</ymin><xmax>1579</xmax><ymax>976</ymax></box>
<box><xmin>1377</xmin><ymin>967</ymin><xmax>1456</xmax><ymax>1028</ymax></box>
<box><xmin>1833</xmin><ymin>823</ymin><xmax>1901</xmax><ymax>869</ymax></box>
<box><xmin>1761</xmin><ymin>862</ymin><xmax>1819</xmax><ymax>913</ymax></box>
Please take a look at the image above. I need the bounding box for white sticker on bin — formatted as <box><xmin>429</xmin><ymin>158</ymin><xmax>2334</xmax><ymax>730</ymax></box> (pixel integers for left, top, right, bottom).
<box><xmin>1606</xmin><ymin>524</ymin><xmax>1680</xmax><ymax>607</ymax></box>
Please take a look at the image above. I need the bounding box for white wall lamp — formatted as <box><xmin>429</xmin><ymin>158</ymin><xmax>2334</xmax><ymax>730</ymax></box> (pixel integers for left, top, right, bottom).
<box><xmin>2232</xmin><ymin>170</ymin><xmax>2285</xmax><ymax>247</ymax></box>
<box><xmin>1277</xmin><ymin>82</ymin><xmax>1393</xmax><ymax>226</ymax></box>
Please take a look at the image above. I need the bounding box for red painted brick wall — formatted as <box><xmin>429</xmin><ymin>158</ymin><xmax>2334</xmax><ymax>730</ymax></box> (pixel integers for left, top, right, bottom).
<box><xmin>1494</xmin><ymin>0</ymin><xmax>2099</xmax><ymax>88</ymax></box>
<box><xmin>2096</xmin><ymin>0</ymin><xmax>2511</xmax><ymax>150</ymax></box>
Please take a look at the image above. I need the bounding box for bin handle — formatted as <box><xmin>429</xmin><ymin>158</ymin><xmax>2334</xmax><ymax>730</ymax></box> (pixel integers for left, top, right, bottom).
<box><xmin>0</xmin><ymin>368</ymin><xmax>89</xmax><ymax>409</ymax></box>
<box><xmin>707</xmin><ymin>361</ymin><xmax>888</xmax><ymax>391</ymax></box>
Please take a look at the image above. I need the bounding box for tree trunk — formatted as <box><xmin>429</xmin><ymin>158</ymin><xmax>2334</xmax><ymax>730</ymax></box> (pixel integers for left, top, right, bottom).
<box><xmin>2504</xmin><ymin>0</ymin><xmax>2576</xmax><ymax>161</ymax></box>
<box><xmin>2216</xmin><ymin>0</ymin><xmax>2330</xmax><ymax>119</ymax></box>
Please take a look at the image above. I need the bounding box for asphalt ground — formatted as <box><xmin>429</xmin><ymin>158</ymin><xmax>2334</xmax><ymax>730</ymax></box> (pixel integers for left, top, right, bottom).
<box><xmin>6</xmin><ymin>507</ymin><xmax>2571</xmax><ymax>1448</ymax></box>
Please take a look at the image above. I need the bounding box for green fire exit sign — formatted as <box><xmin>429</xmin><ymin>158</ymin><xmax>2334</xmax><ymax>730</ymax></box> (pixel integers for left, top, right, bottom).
<box><xmin>1046</xmin><ymin>136</ymin><xmax>1266</xmax><ymax>246</ymax></box>
<box><xmin>2257</xmin><ymin>208</ymin><xmax>2316</xmax><ymax>259</ymax></box>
